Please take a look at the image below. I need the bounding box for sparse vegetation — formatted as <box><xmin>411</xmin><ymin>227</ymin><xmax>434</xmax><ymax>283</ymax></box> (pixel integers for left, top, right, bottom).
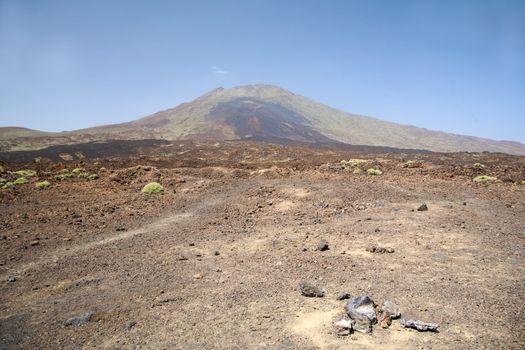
<box><xmin>350</xmin><ymin>159</ymin><xmax>368</xmax><ymax>167</ymax></box>
<box><xmin>88</xmin><ymin>174</ymin><xmax>99</xmax><ymax>181</ymax></box>
<box><xmin>72</xmin><ymin>168</ymin><xmax>85</xmax><ymax>174</ymax></box>
<box><xmin>2</xmin><ymin>181</ymin><xmax>14</xmax><ymax>189</ymax></box>
<box><xmin>367</xmin><ymin>168</ymin><xmax>383</xmax><ymax>175</ymax></box>
<box><xmin>12</xmin><ymin>170</ymin><xmax>37</xmax><ymax>177</ymax></box>
<box><xmin>353</xmin><ymin>168</ymin><xmax>362</xmax><ymax>174</ymax></box>
<box><xmin>473</xmin><ymin>175</ymin><xmax>498</xmax><ymax>182</ymax></box>
<box><xmin>141</xmin><ymin>182</ymin><xmax>163</xmax><ymax>194</ymax></box>
<box><xmin>54</xmin><ymin>172</ymin><xmax>74</xmax><ymax>181</ymax></box>
<box><xmin>473</xmin><ymin>163</ymin><xmax>485</xmax><ymax>169</ymax></box>
<box><xmin>0</xmin><ymin>178</ymin><xmax>6</xmax><ymax>184</ymax></box>
<box><xmin>36</xmin><ymin>181</ymin><xmax>51</xmax><ymax>189</ymax></box>
<box><xmin>77</xmin><ymin>172</ymin><xmax>90</xmax><ymax>178</ymax></box>
<box><xmin>13</xmin><ymin>177</ymin><xmax>29</xmax><ymax>185</ymax></box>
<box><xmin>340</xmin><ymin>160</ymin><xmax>349</xmax><ymax>169</ymax></box>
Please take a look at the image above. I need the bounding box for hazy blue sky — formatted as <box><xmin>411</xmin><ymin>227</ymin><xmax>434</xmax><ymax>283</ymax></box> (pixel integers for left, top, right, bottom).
<box><xmin>1</xmin><ymin>0</ymin><xmax>524</xmax><ymax>142</ymax></box>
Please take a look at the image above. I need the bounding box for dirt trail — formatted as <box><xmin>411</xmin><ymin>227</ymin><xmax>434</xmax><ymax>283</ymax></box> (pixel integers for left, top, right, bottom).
<box><xmin>1</xmin><ymin>195</ymin><xmax>225</xmax><ymax>278</ymax></box>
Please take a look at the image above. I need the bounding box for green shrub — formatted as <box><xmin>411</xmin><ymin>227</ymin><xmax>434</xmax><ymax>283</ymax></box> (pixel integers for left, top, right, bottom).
<box><xmin>2</xmin><ymin>181</ymin><xmax>14</xmax><ymax>189</ymax></box>
<box><xmin>0</xmin><ymin>166</ymin><xmax>4</xmax><ymax>173</ymax></box>
<box><xmin>353</xmin><ymin>168</ymin><xmax>362</xmax><ymax>174</ymax></box>
<box><xmin>473</xmin><ymin>175</ymin><xmax>497</xmax><ymax>182</ymax></box>
<box><xmin>55</xmin><ymin>172</ymin><xmax>75</xmax><ymax>181</ymax></box>
<box><xmin>72</xmin><ymin>168</ymin><xmax>85</xmax><ymax>174</ymax></box>
<box><xmin>521</xmin><ymin>180</ymin><xmax>525</xmax><ymax>185</ymax></box>
<box><xmin>350</xmin><ymin>159</ymin><xmax>368</xmax><ymax>167</ymax></box>
<box><xmin>77</xmin><ymin>172</ymin><xmax>90</xmax><ymax>178</ymax></box>
<box><xmin>473</xmin><ymin>163</ymin><xmax>485</xmax><ymax>169</ymax></box>
<box><xmin>13</xmin><ymin>177</ymin><xmax>29</xmax><ymax>185</ymax></box>
<box><xmin>141</xmin><ymin>182</ymin><xmax>163</xmax><ymax>194</ymax></box>
<box><xmin>61</xmin><ymin>169</ymin><xmax>70</xmax><ymax>174</ymax></box>
<box><xmin>87</xmin><ymin>174</ymin><xmax>99</xmax><ymax>181</ymax></box>
<box><xmin>366</xmin><ymin>168</ymin><xmax>383</xmax><ymax>175</ymax></box>
<box><xmin>12</xmin><ymin>170</ymin><xmax>37</xmax><ymax>177</ymax></box>
<box><xmin>36</xmin><ymin>181</ymin><xmax>50</xmax><ymax>189</ymax></box>
<box><xmin>340</xmin><ymin>160</ymin><xmax>349</xmax><ymax>169</ymax></box>
<box><xmin>0</xmin><ymin>178</ymin><xmax>6</xmax><ymax>184</ymax></box>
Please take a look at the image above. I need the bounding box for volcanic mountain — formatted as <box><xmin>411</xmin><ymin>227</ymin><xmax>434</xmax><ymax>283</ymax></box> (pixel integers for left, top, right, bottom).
<box><xmin>2</xmin><ymin>84</ymin><xmax>524</xmax><ymax>154</ymax></box>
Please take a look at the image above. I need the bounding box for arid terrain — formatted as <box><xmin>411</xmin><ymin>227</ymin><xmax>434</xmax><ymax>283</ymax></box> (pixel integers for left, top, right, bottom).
<box><xmin>1</xmin><ymin>140</ymin><xmax>524</xmax><ymax>349</ymax></box>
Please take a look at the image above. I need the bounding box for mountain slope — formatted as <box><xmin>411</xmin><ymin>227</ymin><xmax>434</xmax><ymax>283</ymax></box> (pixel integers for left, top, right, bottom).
<box><xmin>1</xmin><ymin>84</ymin><xmax>524</xmax><ymax>154</ymax></box>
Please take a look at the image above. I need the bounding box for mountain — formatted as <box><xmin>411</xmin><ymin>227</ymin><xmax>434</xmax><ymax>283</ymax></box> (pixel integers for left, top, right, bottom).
<box><xmin>2</xmin><ymin>84</ymin><xmax>525</xmax><ymax>154</ymax></box>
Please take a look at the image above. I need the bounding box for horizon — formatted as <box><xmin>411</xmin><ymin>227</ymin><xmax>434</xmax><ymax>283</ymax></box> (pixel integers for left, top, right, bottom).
<box><xmin>1</xmin><ymin>0</ymin><xmax>524</xmax><ymax>143</ymax></box>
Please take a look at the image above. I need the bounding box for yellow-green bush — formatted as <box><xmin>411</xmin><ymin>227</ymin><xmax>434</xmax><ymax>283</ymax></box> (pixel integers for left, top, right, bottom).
<box><xmin>473</xmin><ymin>175</ymin><xmax>497</xmax><ymax>182</ymax></box>
<box><xmin>13</xmin><ymin>177</ymin><xmax>29</xmax><ymax>185</ymax></box>
<box><xmin>141</xmin><ymin>182</ymin><xmax>163</xmax><ymax>194</ymax></box>
<box><xmin>12</xmin><ymin>170</ymin><xmax>37</xmax><ymax>177</ymax></box>
<box><xmin>36</xmin><ymin>181</ymin><xmax>50</xmax><ymax>189</ymax></box>
<box><xmin>366</xmin><ymin>168</ymin><xmax>383</xmax><ymax>175</ymax></box>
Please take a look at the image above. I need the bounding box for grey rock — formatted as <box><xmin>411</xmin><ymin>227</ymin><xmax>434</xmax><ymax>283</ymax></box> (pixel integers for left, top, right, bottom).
<box><xmin>7</xmin><ymin>276</ymin><xmax>16</xmax><ymax>283</ymax></box>
<box><xmin>316</xmin><ymin>240</ymin><xmax>329</xmax><ymax>251</ymax></box>
<box><xmin>336</xmin><ymin>292</ymin><xmax>351</xmax><ymax>300</ymax></box>
<box><xmin>64</xmin><ymin>311</ymin><xmax>94</xmax><ymax>326</ymax></box>
<box><xmin>400</xmin><ymin>317</ymin><xmax>439</xmax><ymax>332</ymax></box>
<box><xmin>299</xmin><ymin>281</ymin><xmax>325</xmax><ymax>297</ymax></box>
<box><xmin>417</xmin><ymin>203</ymin><xmax>428</xmax><ymax>211</ymax></box>
<box><xmin>334</xmin><ymin>319</ymin><xmax>354</xmax><ymax>336</ymax></box>
<box><xmin>353</xmin><ymin>317</ymin><xmax>373</xmax><ymax>333</ymax></box>
<box><xmin>123</xmin><ymin>321</ymin><xmax>136</xmax><ymax>331</ymax></box>
<box><xmin>345</xmin><ymin>296</ymin><xmax>376</xmax><ymax>333</ymax></box>
<box><xmin>381</xmin><ymin>300</ymin><xmax>401</xmax><ymax>319</ymax></box>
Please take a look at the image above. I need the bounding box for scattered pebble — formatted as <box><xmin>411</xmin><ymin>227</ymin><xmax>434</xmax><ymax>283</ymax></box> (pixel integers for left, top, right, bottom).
<box><xmin>366</xmin><ymin>245</ymin><xmax>394</xmax><ymax>254</ymax></box>
<box><xmin>123</xmin><ymin>321</ymin><xmax>136</xmax><ymax>331</ymax></box>
<box><xmin>381</xmin><ymin>300</ymin><xmax>401</xmax><ymax>319</ymax></box>
<box><xmin>316</xmin><ymin>239</ymin><xmax>329</xmax><ymax>251</ymax></box>
<box><xmin>7</xmin><ymin>276</ymin><xmax>16</xmax><ymax>283</ymax></box>
<box><xmin>334</xmin><ymin>319</ymin><xmax>354</xmax><ymax>336</ymax></box>
<box><xmin>336</xmin><ymin>292</ymin><xmax>351</xmax><ymax>300</ymax></box>
<box><xmin>377</xmin><ymin>311</ymin><xmax>392</xmax><ymax>328</ymax></box>
<box><xmin>193</xmin><ymin>273</ymin><xmax>204</xmax><ymax>280</ymax></box>
<box><xmin>345</xmin><ymin>295</ymin><xmax>377</xmax><ymax>333</ymax></box>
<box><xmin>64</xmin><ymin>311</ymin><xmax>94</xmax><ymax>326</ymax></box>
<box><xmin>400</xmin><ymin>316</ymin><xmax>439</xmax><ymax>332</ymax></box>
<box><xmin>417</xmin><ymin>203</ymin><xmax>428</xmax><ymax>211</ymax></box>
<box><xmin>299</xmin><ymin>281</ymin><xmax>325</xmax><ymax>297</ymax></box>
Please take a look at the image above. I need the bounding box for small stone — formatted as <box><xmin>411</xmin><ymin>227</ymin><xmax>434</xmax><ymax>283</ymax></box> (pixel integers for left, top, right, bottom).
<box><xmin>299</xmin><ymin>281</ymin><xmax>325</xmax><ymax>297</ymax></box>
<box><xmin>417</xmin><ymin>203</ymin><xmax>428</xmax><ymax>211</ymax></box>
<box><xmin>317</xmin><ymin>240</ymin><xmax>329</xmax><ymax>251</ymax></box>
<box><xmin>214</xmin><ymin>250</ymin><xmax>220</xmax><ymax>256</ymax></box>
<box><xmin>334</xmin><ymin>319</ymin><xmax>353</xmax><ymax>336</ymax></box>
<box><xmin>378</xmin><ymin>311</ymin><xmax>392</xmax><ymax>328</ymax></box>
<box><xmin>7</xmin><ymin>276</ymin><xmax>16</xmax><ymax>283</ymax></box>
<box><xmin>62</xmin><ymin>237</ymin><xmax>72</xmax><ymax>241</ymax></box>
<box><xmin>400</xmin><ymin>314</ymin><xmax>439</xmax><ymax>332</ymax></box>
<box><xmin>193</xmin><ymin>273</ymin><xmax>204</xmax><ymax>280</ymax></box>
<box><xmin>30</xmin><ymin>240</ymin><xmax>39</xmax><ymax>246</ymax></box>
<box><xmin>64</xmin><ymin>311</ymin><xmax>94</xmax><ymax>326</ymax></box>
<box><xmin>366</xmin><ymin>245</ymin><xmax>394</xmax><ymax>254</ymax></box>
<box><xmin>381</xmin><ymin>300</ymin><xmax>401</xmax><ymax>319</ymax></box>
<box><xmin>337</xmin><ymin>292</ymin><xmax>351</xmax><ymax>300</ymax></box>
<box><xmin>123</xmin><ymin>321</ymin><xmax>136</xmax><ymax>331</ymax></box>
<box><xmin>345</xmin><ymin>295</ymin><xmax>377</xmax><ymax>322</ymax></box>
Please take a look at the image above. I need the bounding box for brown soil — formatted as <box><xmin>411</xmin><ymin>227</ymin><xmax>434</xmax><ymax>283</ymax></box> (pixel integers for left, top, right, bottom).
<box><xmin>1</xmin><ymin>141</ymin><xmax>524</xmax><ymax>349</ymax></box>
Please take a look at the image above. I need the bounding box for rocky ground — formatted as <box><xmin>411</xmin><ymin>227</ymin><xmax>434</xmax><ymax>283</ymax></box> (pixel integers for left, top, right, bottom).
<box><xmin>0</xmin><ymin>141</ymin><xmax>524</xmax><ymax>349</ymax></box>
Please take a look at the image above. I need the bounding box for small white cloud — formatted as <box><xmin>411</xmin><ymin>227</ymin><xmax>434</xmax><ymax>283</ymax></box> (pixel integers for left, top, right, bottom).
<box><xmin>211</xmin><ymin>66</ymin><xmax>229</xmax><ymax>75</ymax></box>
